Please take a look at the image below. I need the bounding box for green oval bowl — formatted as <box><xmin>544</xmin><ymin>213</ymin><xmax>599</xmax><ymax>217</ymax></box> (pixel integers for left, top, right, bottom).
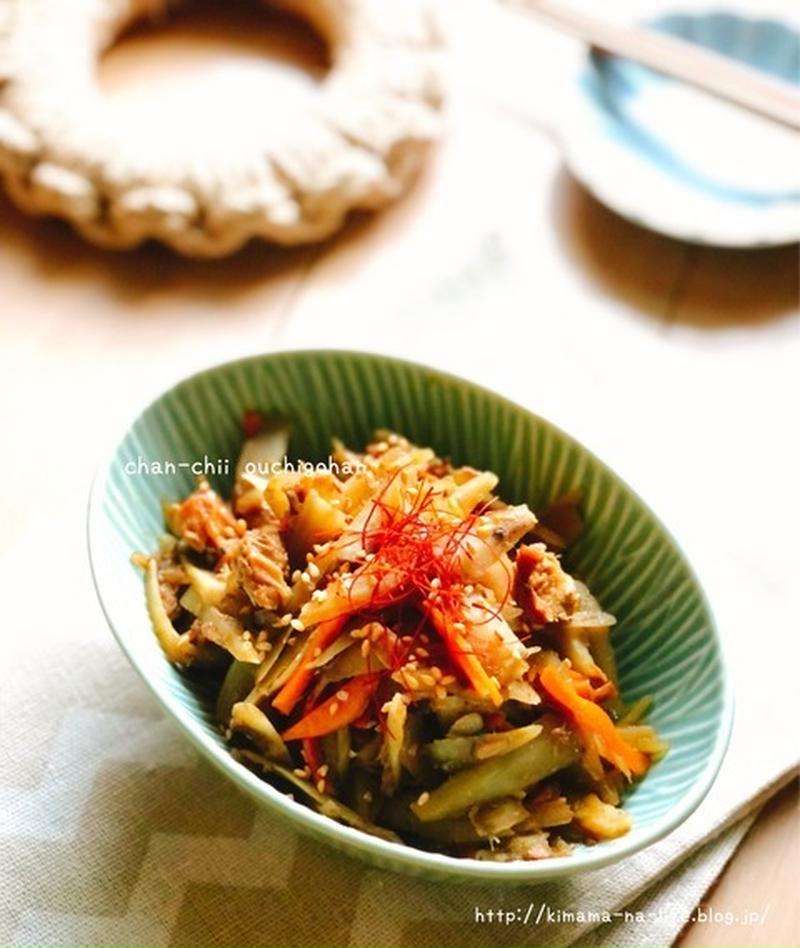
<box><xmin>88</xmin><ymin>350</ymin><xmax>733</xmax><ymax>882</ymax></box>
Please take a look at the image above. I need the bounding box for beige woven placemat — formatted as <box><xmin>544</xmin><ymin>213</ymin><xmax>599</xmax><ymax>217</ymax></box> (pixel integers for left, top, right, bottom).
<box><xmin>1</xmin><ymin>505</ymin><xmax>796</xmax><ymax>947</ymax></box>
<box><xmin>0</xmin><ymin>0</ymin><xmax>443</xmax><ymax>256</ymax></box>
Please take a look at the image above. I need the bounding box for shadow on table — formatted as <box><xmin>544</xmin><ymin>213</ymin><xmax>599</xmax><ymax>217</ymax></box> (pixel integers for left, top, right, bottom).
<box><xmin>551</xmin><ymin>168</ymin><xmax>799</xmax><ymax>330</ymax></box>
<box><xmin>0</xmin><ymin>192</ymin><xmax>327</xmax><ymax>304</ymax></box>
<box><xmin>0</xmin><ymin>0</ymin><xmax>334</xmax><ymax>304</ymax></box>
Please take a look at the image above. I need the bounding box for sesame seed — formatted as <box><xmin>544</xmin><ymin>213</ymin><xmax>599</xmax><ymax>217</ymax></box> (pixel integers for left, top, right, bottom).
<box><xmin>417</xmin><ymin>791</ymin><xmax>430</xmax><ymax>806</ymax></box>
<box><xmin>416</xmin><ymin>647</ymin><xmax>429</xmax><ymax>659</ymax></box>
<box><xmin>336</xmin><ymin>690</ymin><xmax>349</xmax><ymax>702</ymax></box>
<box><xmin>317</xmin><ymin>764</ymin><xmax>329</xmax><ymax>777</ymax></box>
<box><xmin>291</xmin><ymin>570</ymin><xmax>302</xmax><ymax>584</ymax></box>
<box><xmin>301</xmin><ymin>571</ymin><xmax>312</xmax><ymax>586</ymax></box>
<box><xmin>430</xmin><ymin>577</ymin><xmax>441</xmax><ymax>589</ymax></box>
<box><xmin>329</xmin><ymin>701</ymin><xmax>340</xmax><ymax>716</ymax></box>
<box><xmin>316</xmin><ymin>780</ymin><xmax>326</xmax><ymax>793</ymax></box>
<box><xmin>311</xmin><ymin>589</ymin><xmax>327</xmax><ymax>602</ymax></box>
<box><xmin>363</xmin><ymin>790</ymin><xmax>373</xmax><ymax>802</ymax></box>
<box><xmin>290</xmin><ymin>618</ymin><xmax>305</xmax><ymax>631</ymax></box>
<box><xmin>308</xmin><ymin>562</ymin><xmax>321</xmax><ymax>579</ymax></box>
<box><xmin>313</xmin><ymin>647</ymin><xmax>322</xmax><ymax>658</ymax></box>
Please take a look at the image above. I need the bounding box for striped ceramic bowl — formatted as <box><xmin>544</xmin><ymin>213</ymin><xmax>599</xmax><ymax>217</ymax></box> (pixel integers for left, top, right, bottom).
<box><xmin>88</xmin><ymin>350</ymin><xmax>733</xmax><ymax>882</ymax></box>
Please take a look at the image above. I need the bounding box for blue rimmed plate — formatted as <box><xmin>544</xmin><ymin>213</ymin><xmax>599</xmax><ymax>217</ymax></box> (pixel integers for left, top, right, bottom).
<box><xmin>559</xmin><ymin>10</ymin><xmax>799</xmax><ymax>246</ymax></box>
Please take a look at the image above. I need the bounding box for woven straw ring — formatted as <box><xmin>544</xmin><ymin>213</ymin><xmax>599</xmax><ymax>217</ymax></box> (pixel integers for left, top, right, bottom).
<box><xmin>0</xmin><ymin>0</ymin><xmax>443</xmax><ymax>255</ymax></box>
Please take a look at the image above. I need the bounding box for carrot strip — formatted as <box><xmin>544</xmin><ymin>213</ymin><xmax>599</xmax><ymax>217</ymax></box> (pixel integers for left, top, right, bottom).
<box><xmin>424</xmin><ymin>602</ymin><xmax>502</xmax><ymax>706</ymax></box>
<box><xmin>273</xmin><ymin>616</ymin><xmax>346</xmax><ymax>716</ymax></box>
<box><xmin>301</xmin><ymin>737</ymin><xmax>330</xmax><ymax>792</ymax></box>
<box><xmin>568</xmin><ymin>668</ymin><xmax>617</xmax><ymax>703</ymax></box>
<box><xmin>588</xmin><ymin>680</ymin><xmax>618</xmax><ymax>703</ymax></box>
<box><xmin>539</xmin><ymin>665</ymin><xmax>648</xmax><ymax>778</ymax></box>
<box><xmin>455</xmin><ymin>639</ymin><xmax>503</xmax><ymax>707</ymax></box>
<box><xmin>282</xmin><ymin>675</ymin><xmax>379</xmax><ymax>741</ymax></box>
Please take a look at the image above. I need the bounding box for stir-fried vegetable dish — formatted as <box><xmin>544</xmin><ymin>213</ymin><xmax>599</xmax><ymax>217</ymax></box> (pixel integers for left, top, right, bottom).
<box><xmin>135</xmin><ymin>417</ymin><xmax>666</xmax><ymax>860</ymax></box>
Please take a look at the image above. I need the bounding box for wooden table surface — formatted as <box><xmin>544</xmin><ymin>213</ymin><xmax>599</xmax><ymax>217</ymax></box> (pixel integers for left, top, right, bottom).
<box><xmin>0</xmin><ymin>1</ymin><xmax>797</xmax><ymax>945</ymax></box>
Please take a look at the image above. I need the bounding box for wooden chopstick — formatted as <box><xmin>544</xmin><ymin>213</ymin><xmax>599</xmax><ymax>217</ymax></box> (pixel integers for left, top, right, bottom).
<box><xmin>509</xmin><ymin>0</ymin><xmax>800</xmax><ymax>130</ymax></box>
